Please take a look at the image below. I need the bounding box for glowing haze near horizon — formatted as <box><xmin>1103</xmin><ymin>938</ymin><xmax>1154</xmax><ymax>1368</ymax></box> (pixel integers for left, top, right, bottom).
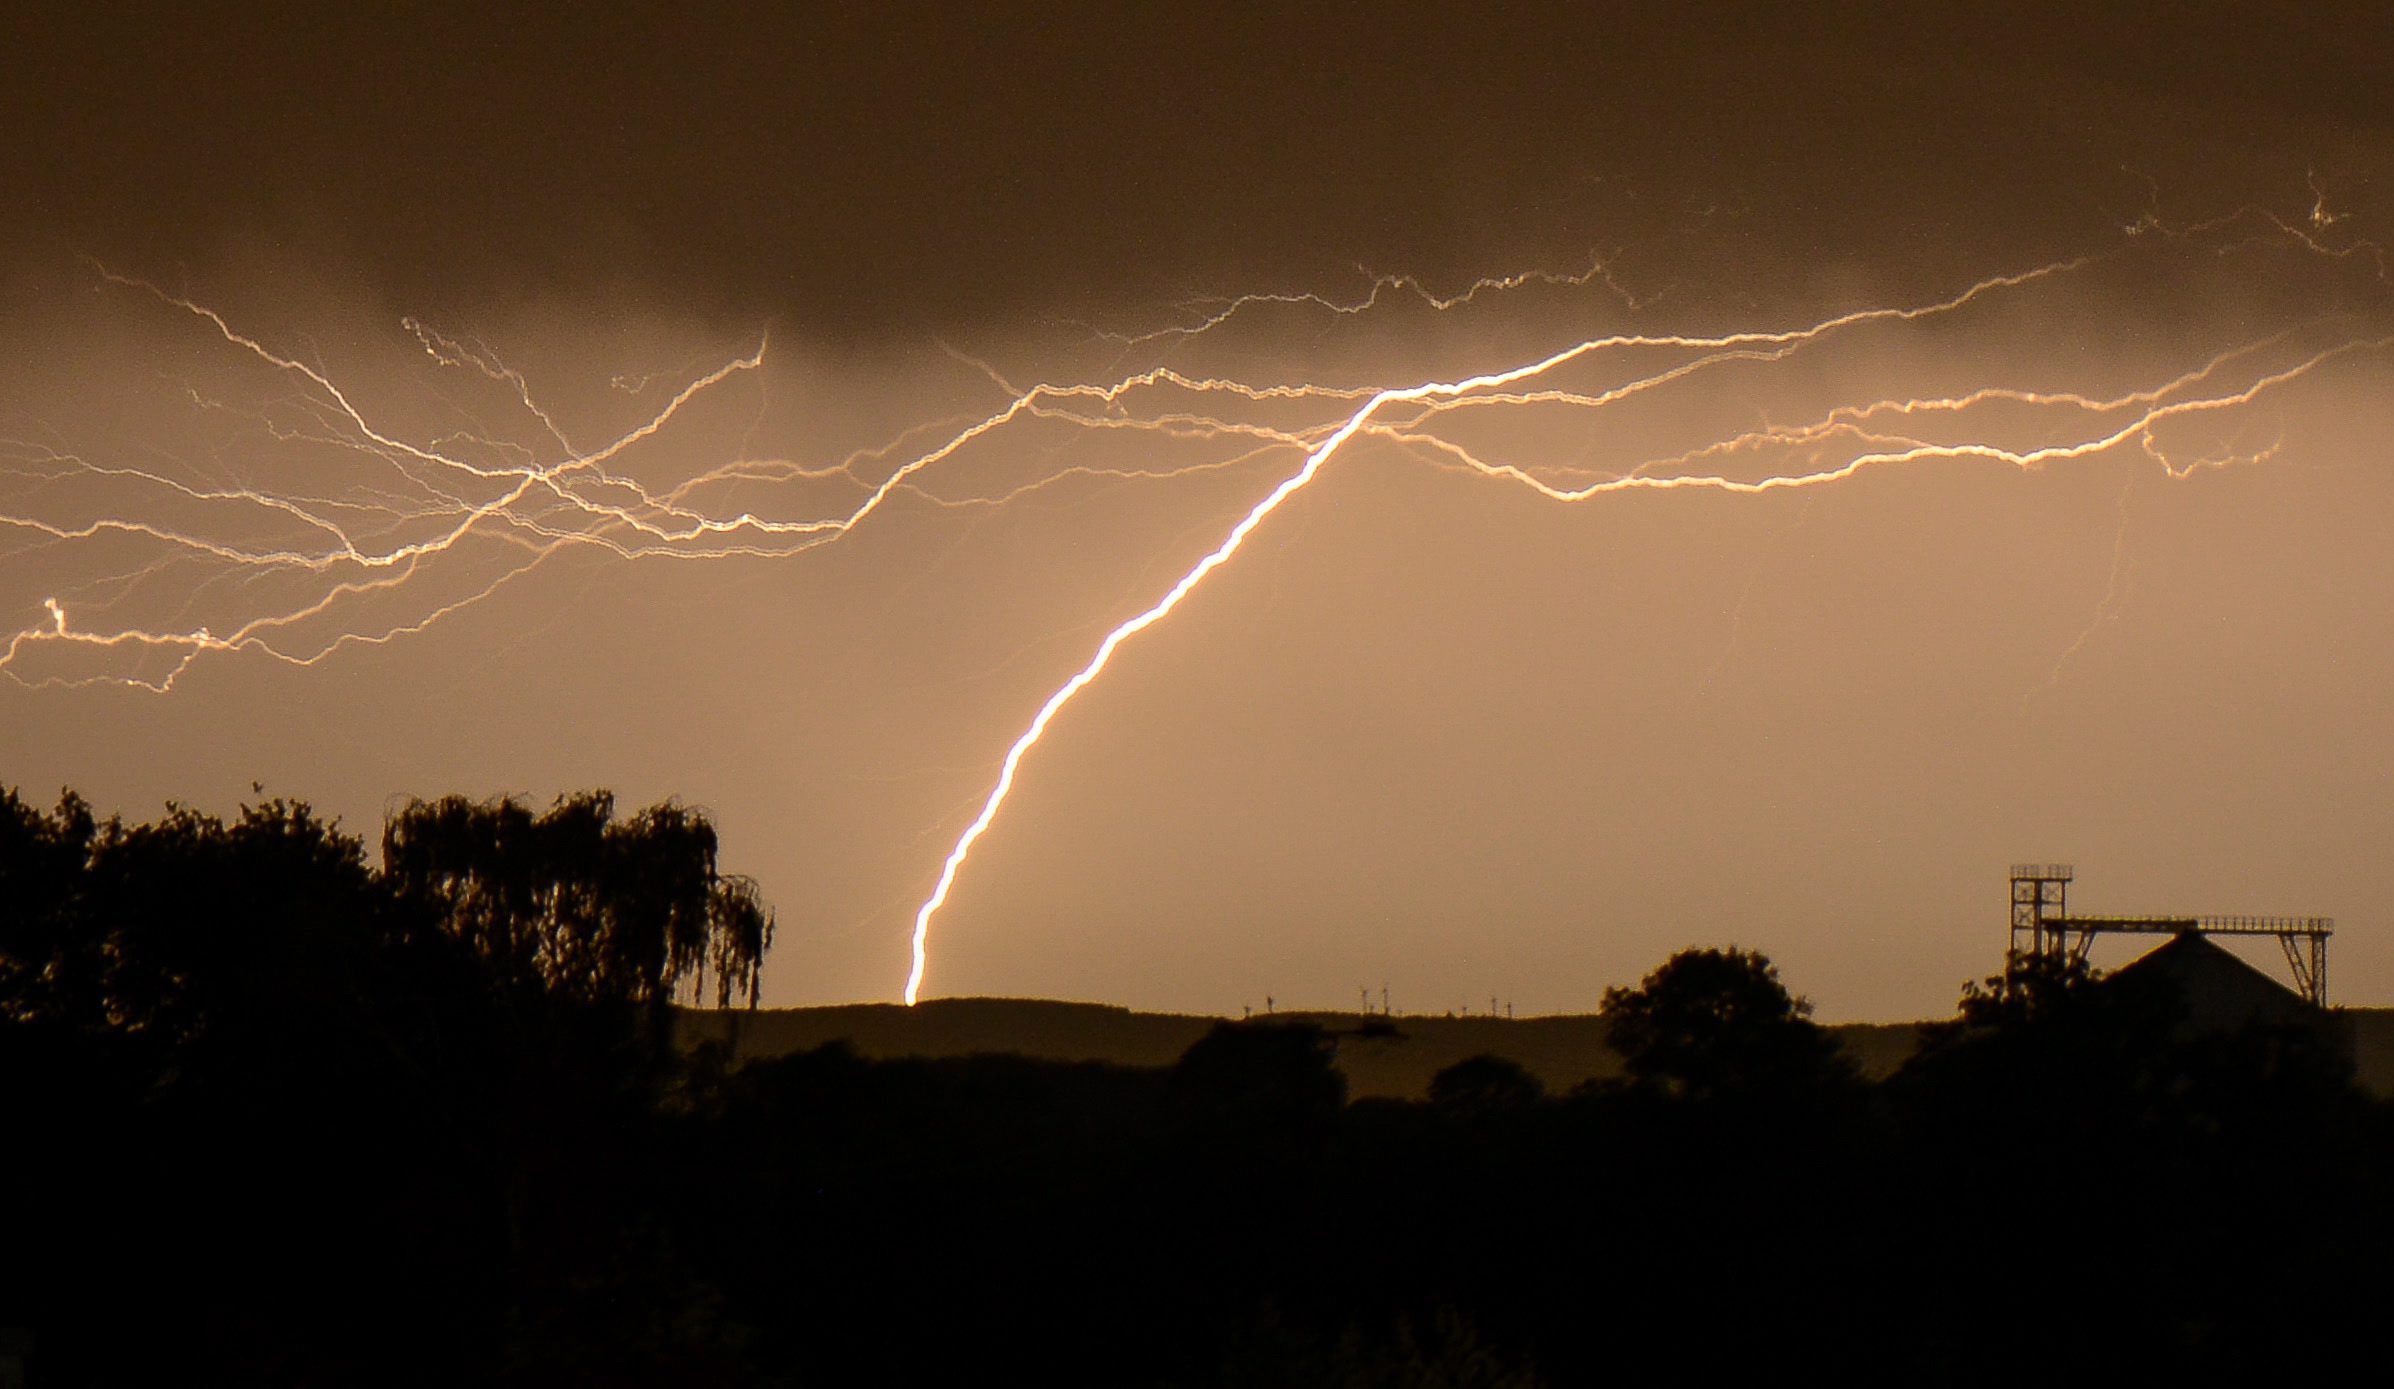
<box><xmin>7</xmin><ymin>3</ymin><xmax>2394</xmax><ymax>1018</ymax></box>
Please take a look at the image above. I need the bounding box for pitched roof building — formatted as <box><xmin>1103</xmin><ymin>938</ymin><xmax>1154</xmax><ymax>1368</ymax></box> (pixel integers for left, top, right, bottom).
<box><xmin>2105</xmin><ymin>930</ymin><xmax>2329</xmax><ymax>1038</ymax></box>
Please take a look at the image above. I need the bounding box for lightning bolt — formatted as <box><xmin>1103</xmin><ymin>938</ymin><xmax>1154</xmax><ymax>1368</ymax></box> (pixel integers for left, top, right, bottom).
<box><xmin>897</xmin><ymin>215</ymin><xmax>2394</xmax><ymax>1002</ymax></box>
<box><xmin>4</xmin><ymin>203</ymin><xmax>2388</xmax><ymax>1006</ymax></box>
<box><xmin>3</xmin><ymin>269</ymin><xmax>1368</xmax><ymax>690</ymax></box>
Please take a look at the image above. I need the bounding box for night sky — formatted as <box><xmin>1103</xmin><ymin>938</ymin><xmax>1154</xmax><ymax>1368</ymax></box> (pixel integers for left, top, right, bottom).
<box><xmin>7</xmin><ymin>1</ymin><xmax>2394</xmax><ymax>1016</ymax></box>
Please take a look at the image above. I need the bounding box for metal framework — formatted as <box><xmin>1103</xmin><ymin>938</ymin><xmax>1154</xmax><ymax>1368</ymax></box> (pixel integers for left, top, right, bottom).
<box><xmin>2007</xmin><ymin>864</ymin><xmax>2333</xmax><ymax>1006</ymax></box>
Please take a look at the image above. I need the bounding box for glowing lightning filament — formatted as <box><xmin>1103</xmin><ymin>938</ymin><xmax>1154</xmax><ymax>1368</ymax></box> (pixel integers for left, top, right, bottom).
<box><xmin>901</xmin><ymin>281</ymin><xmax>2019</xmax><ymax>1001</ymax></box>
<box><xmin>903</xmin><ymin>389</ymin><xmax>1391</xmax><ymax>1003</ymax></box>
<box><xmin>897</xmin><ymin>222</ymin><xmax>2394</xmax><ymax>1002</ymax></box>
<box><xmin>5</xmin><ymin>206</ymin><xmax>2385</xmax><ymax>1005</ymax></box>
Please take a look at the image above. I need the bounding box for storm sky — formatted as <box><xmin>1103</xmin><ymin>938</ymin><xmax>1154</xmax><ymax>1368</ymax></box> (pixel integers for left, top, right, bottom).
<box><xmin>7</xmin><ymin>2</ymin><xmax>2394</xmax><ymax>1016</ymax></box>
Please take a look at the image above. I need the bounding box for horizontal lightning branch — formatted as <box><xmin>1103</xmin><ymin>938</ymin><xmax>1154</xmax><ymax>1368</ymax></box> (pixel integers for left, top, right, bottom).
<box><xmin>2</xmin><ymin>209</ymin><xmax>2386</xmax><ymax>1002</ymax></box>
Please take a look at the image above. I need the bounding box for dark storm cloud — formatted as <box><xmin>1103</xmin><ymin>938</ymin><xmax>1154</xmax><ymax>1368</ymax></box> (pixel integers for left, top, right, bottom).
<box><xmin>8</xmin><ymin>1</ymin><xmax>2391</xmax><ymax>335</ymax></box>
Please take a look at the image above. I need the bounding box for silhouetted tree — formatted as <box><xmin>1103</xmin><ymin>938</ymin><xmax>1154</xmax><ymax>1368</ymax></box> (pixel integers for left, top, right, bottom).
<box><xmin>1899</xmin><ymin>946</ymin><xmax>2362</xmax><ymax>1137</ymax></box>
<box><xmin>381</xmin><ymin>791</ymin><xmax>773</xmax><ymax>1012</ymax></box>
<box><xmin>0</xmin><ymin>783</ymin><xmax>782</xmax><ymax>1383</ymax></box>
<box><xmin>0</xmin><ymin>790</ymin><xmax>516</xmax><ymax>1382</ymax></box>
<box><xmin>22</xmin><ymin>776</ymin><xmax>2394</xmax><ymax>1386</ymax></box>
<box><xmin>1950</xmin><ymin>948</ymin><xmax>2104</xmax><ymax>1028</ymax></box>
<box><xmin>0</xmin><ymin>788</ymin><xmax>99</xmax><ymax>1026</ymax></box>
<box><xmin>1171</xmin><ymin>1021</ymin><xmax>1346</xmax><ymax>1121</ymax></box>
<box><xmin>1429</xmin><ymin>1053</ymin><xmax>1546</xmax><ymax>1114</ymax></box>
<box><xmin>1</xmin><ymin>788</ymin><xmax>416</xmax><ymax>1050</ymax></box>
<box><xmin>1600</xmin><ymin>947</ymin><xmax>1855</xmax><ymax>1101</ymax></box>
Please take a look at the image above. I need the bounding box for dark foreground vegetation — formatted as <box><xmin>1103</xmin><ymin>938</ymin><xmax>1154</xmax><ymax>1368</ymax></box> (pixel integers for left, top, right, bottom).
<box><xmin>6</xmin><ymin>786</ymin><xmax>2391</xmax><ymax>1386</ymax></box>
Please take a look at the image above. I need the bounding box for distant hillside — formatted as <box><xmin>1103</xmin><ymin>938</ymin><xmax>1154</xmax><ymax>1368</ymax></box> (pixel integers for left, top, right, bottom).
<box><xmin>677</xmin><ymin>998</ymin><xmax>1931</xmax><ymax>1099</ymax></box>
<box><xmin>679</xmin><ymin>998</ymin><xmax>1217</xmax><ymax>1075</ymax></box>
<box><xmin>681</xmin><ymin>999</ymin><xmax>2394</xmax><ymax>1100</ymax></box>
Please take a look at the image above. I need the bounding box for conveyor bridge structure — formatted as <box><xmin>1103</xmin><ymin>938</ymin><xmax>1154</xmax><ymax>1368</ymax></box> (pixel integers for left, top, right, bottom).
<box><xmin>2007</xmin><ymin>864</ymin><xmax>2332</xmax><ymax>1006</ymax></box>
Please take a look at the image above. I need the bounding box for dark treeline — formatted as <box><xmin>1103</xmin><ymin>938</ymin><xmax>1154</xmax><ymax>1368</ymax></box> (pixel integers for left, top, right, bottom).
<box><xmin>5</xmin><ymin>787</ymin><xmax>2390</xmax><ymax>1386</ymax></box>
<box><xmin>1</xmin><ymin>787</ymin><xmax>769</xmax><ymax>1385</ymax></box>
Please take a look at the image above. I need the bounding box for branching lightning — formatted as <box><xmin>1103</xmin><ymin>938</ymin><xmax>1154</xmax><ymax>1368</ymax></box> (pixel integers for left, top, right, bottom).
<box><xmin>4</xmin><ymin>207</ymin><xmax>2388</xmax><ymax>1004</ymax></box>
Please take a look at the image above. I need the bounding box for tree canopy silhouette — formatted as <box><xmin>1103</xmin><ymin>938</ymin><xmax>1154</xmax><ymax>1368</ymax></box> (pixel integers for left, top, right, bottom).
<box><xmin>1600</xmin><ymin>946</ymin><xmax>1855</xmax><ymax>1101</ymax></box>
<box><xmin>1428</xmin><ymin>1053</ymin><xmax>1546</xmax><ymax>1113</ymax></box>
<box><xmin>382</xmin><ymin>791</ymin><xmax>773</xmax><ymax>1009</ymax></box>
<box><xmin>0</xmin><ymin>788</ymin><xmax>412</xmax><ymax>1049</ymax></box>
<box><xmin>0</xmin><ymin>783</ymin><xmax>781</xmax><ymax>1385</ymax></box>
<box><xmin>16</xmin><ymin>778</ymin><xmax>2394</xmax><ymax>1386</ymax></box>
<box><xmin>1171</xmin><ymin>1020</ymin><xmax>1346</xmax><ymax>1121</ymax></box>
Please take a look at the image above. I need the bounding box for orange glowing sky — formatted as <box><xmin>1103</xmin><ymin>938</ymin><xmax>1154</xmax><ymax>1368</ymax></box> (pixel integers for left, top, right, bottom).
<box><xmin>6</xmin><ymin>3</ymin><xmax>2394</xmax><ymax>1017</ymax></box>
